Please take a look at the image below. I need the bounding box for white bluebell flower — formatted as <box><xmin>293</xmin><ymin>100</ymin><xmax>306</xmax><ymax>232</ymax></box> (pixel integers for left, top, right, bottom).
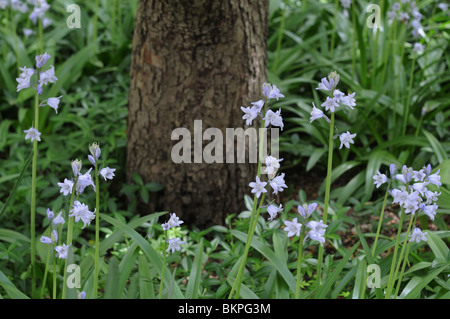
<box><xmin>267</xmin><ymin>204</ymin><xmax>283</xmax><ymax>221</ymax></box>
<box><xmin>298</xmin><ymin>202</ymin><xmax>318</xmax><ymax>219</ymax></box>
<box><xmin>263</xmin><ymin>109</ymin><xmax>284</xmax><ymax>130</ymax></box>
<box><xmin>283</xmin><ymin>218</ymin><xmax>302</xmax><ymax>237</ymax></box>
<box><xmin>52</xmin><ymin>211</ymin><xmax>65</xmax><ymax>226</ymax></box>
<box><xmin>408</xmin><ymin>227</ymin><xmax>428</xmax><ymax>243</ymax></box>
<box><xmin>249</xmin><ymin>176</ymin><xmax>267</xmax><ymax>199</ymax></box>
<box><xmin>269</xmin><ymin>173</ymin><xmax>287</xmax><ymax>195</ymax></box>
<box><xmin>339</xmin><ymin>131</ymin><xmax>356</xmax><ymax>149</ymax></box>
<box><xmin>55</xmin><ymin>243</ymin><xmax>70</xmax><ymax>259</ymax></box>
<box><xmin>166</xmin><ymin>238</ymin><xmax>185</xmax><ymax>254</ymax></box>
<box><xmin>69</xmin><ymin>201</ymin><xmax>95</xmax><ymax>229</ymax></box>
<box><xmin>24</xmin><ymin>127</ymin><xmax>41</xmax><ymax>142</ymax></box>
<box><xmin>373</xmin><ymin>170</ymin><xmax>388</xmax><ymax>188</ymax></box>
<box><xmin>99</xmin><ymin>167</ymin><xmax>116</xmax><ymax>181</ymax></box>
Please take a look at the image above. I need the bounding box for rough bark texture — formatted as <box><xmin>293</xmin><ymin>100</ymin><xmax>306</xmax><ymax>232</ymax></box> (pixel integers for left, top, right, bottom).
<box><xmin>127</xmin><ymin>0</ymin><xmax>268</xmax><ymax>228</ymax></box>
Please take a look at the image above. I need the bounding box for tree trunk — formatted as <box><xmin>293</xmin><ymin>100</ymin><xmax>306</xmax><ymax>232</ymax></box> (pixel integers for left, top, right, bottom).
<box><xmin>127</xmin><ymin>0</ymin><xmax>268</xmax><ymax>228</ymax></box>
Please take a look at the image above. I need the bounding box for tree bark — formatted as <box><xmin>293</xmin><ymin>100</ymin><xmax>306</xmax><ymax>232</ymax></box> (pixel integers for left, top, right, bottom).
<box><xmin>127</xmin><ymin>0</ymin><xmax>268</xmax><ymax>228</ymax></box>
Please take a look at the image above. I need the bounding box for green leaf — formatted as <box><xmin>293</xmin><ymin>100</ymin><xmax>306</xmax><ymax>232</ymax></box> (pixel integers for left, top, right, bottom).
<box><xmin>185</xmin><ymin>240</ymin><xmax>204</xmax><ymax>299</ymax></box>
<box><xmin>0</xmin><ymin>229</ymin><xmax>30</xmax><ymax>244</ymax></box>
<box><xmin>104</xmin><ymin>257</ymin><xmax>120</xmax><ymax>299</ymax></box>
<box><xmin>427</xmin><ymin>231</ymin><xmax>450</xmax><ymax>263</ymax></box>
<box><xmin>0</xmin><ymin>151</ymin><xmax>32</xmax><ymax>218</ymax></box>
<box><xmin>138</xmin><ymin>254</ymin><xmax>155</xmax><ymax>299</ymax></box>
<box><xmin>402</xmin><ymin>263</ymin><xmax>449</xmax><ymax>299</ymax></box>
<box><xmin>0</xmin><ymin>270</ymin><xmax>29</xmax><ymax>299</ymax></box>
<box><xmin>315</xmin><ymin>241</ymin><xmax>360</xmax><ymax>299</ymax></box>
<box><xmin>352</xmin><ymin>259</ymin><xmax>367</xmax><ymax>299</ymax></box>
<box><xmin>231</xmin><ymin>229</ymin><xmax>297</xmax><ymax>294</ymax></box>
<box><xmin>101</xmin><ymin>214</ymin><xmax>184</xmax><ymax>299</ymax></box>
<box><xmin>423</xmin><ymin>129</ymin><xmax>447</xmax><ymax>163</ymax></box>
<box><xmin>118</xmin><ymin>242</ymin><xmax>139</xmax><ymax>296</ymax></box>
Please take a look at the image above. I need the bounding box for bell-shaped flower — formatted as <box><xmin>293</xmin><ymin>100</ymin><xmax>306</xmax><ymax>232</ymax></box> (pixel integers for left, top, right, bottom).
<box><xmin>24</xmin><ymin>127</ymin><xmax>41</xmax><ymax>142</ymax></box>
<box><xmin>166</xmin><ymin>237</ymin><xmax>185</xmax><ymax>254</ymax></box>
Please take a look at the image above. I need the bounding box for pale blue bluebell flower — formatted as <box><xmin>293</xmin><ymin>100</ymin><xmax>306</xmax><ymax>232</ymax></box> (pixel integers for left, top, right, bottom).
<box><xmin>52</xmin><ymin>211</ymin><xmax>65</xmax><ymax>226</ymax></box>
<box><xmin>298</xmin><ymin>202</ymin><xmax>318</xmax><ymax>219</ymax></box>
<box><xmin>321</xmin><ymin>96</ymin><xmax>339</xmax><ymax>113</ymax></box>
<box><xmin>408</xmin><ymin>227</ymin><xmax>428</xmax><ymax>243</ymax></box>
<box><xmin>40</xmin><ymin>230</ymin><xmax>57</xmax><ymax>245</ymax></box>
<box><xmin>38</xmin><ymin>65</ymin><xmax>57</xmax><ymax>87</ymax></box>
<box><xmin>340</xmin><ymin>92</ymin><xmax>356</xmax><ymax>109</ymax></box>
<box><xmin>162</xmin><ymin>213</ymin><xmax>184</xmax><ymax>231</ymax></box>
<box><xmin>55</xmin><ymin>243</ymin><xmax>70</xmax><ymax>259</ymax></box>
<box><xmin>262</xmin><ymin>83</ymin><xmax>284</xmax><ymax>101</ymax></box>
<box><xmin>373</xmin><ymin>170</ymin><xmax>388</xmax><ymax>188</ymax></box>
<box><xmin>264</xmin><ymin>155</ymin><xmax>283</xmax><ymax>176</ymax></box>
<box><xmin>35</xmin><ymin>52</ymin><xmax>51</xmax><ymax>69</ymax></box>
<box><xmin>283</xmin><ymin>218</ymin><xmax>302</xmax><ymax>237</ymax></box>
<box><xmin>269</xmin><ymin>173</ymin><xmax>287</xmax><ymax>195</ymax></box>
<box><xmin>166</xmin><ymin>238</ymin><xmax>185</xmax><ymax>254</ymax></box>
<box><xmin>339</xmin><ymin>131</ymin><xmax>356</xmax><ymax>149</ymax></box>
<box><xmin>46</xmin><ymin>208</ymin><xmax>54</xmax><ymax>221</ymax></box>
<box><xmin>57</xmin><ymin>178</ymin><xmax>73</xmax><ymax>196</ymax></box>
<box><xmin>69</xmin><ymin>201</ymin><xmax>96</xmax><ymax>229</ymax></box>
<box><xmin>24</xmin><ymin>127</ymin><xmax>41</xmax><ymax>142</ymax></box>
<box><xmin>305</xmin><ymin>220</ymin><xmax>328</xmax><ymax>246</ymax></box>
<box><xmin>263</xmin><ymin>109</ymin><xmax>284</xmax><ymax>130</ymax></box>
<box><xmin>76</xmin><ymin>168</ymin><xmax>96</xmax><ymax>194</ymax></box>
<box><xmin>310</xmin><ymin>102</ymin><xmax>325</xmax><ymax>123</ymax></box>
<box><xmin>99</xmin><ymin>167</ymin><xmax>116</xmax><ymax>181</ymax></box>
<box><xmin>16</xmin><ymin>66</ymin><xmax>35</xmax><ymax>92</ymax></box>
<box><xmin>40</xmin><ymin>95</ymin><xmax>62</xmax><ymax>114</ymax></box>
<box><xmin>241</xmin><ymin>105</ymin><xmax>259</xmax><ymax>126</ymax></box>
<box><xmin>420</xmin><ymin>203</ymin><xmax>438</xmax><ymax>221</ymax></box>
<box><xmin>249</xmin><ymin>176</ymin><xmax>267</xmax><ymax>199</ymax></box>
<box><xmin>267</xmin><ymin>204</ymin><xmax>283</xmax><ymax>221</ymax></box>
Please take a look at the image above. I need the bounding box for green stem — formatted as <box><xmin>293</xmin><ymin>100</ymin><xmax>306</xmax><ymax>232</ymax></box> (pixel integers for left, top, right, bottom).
<box><xmin>40</xmin><ymin>243</ymin><xmax>51</xmax><ymax>299</ymax></box>
<box><xmin>385</xmin><ymin>207</ymin><xmax>405</xmax><ymax>299</ymax></box>
<box><xmin>30</xmin><ymin>92</ymin><xmax>39</xmax><ymax>298</ymax></box>
<box><xmin>228</xmin><ymin>100</ymin><xmax>269</xmax><ymax>299</ymax></box>
<box><xmin>316</xmin><ymin>111</ymin><xmax>335</xmax><ymax>284</ymax></box>
<box><xmin>93</xmin><ymin>163</ymin><xmax>100</xmax><ymax>298</ymax></box>
<box><xmin>61</xmin><ymin>177</ymin><xmax>78</xmax><ymax>299</ymax></box>
<box><xmin>371</xmin><ymin>181</ymin><xmax>391</xmax><ymax>258</ymax></box>
<box><xmin>158</xmin><ymin>231</ymin><xmax>168</xmax><ymax>299</ymax></box>
<box><xmin>52</xmin><ymin>253</ymin><xmax>56</xmax><ymax>299</ymax></box>
<box><xmin>392</xmin><ymin>214</ymin><xmax>415</xmax><ymax>298</ymax></box>
<box><xmin>232</xmin><ymin>193</ymin><xmax>266</xmax><ymax>299</ymax></box>
<box><xmin>295</xmin><ymin>229</ymin><xmax>306</xmax><ymax>299</ymax></box>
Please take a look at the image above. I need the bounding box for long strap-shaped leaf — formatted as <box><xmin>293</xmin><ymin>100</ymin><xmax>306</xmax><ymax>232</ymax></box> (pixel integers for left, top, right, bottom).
<box><xmin>0</xmin><ymin>269</ymin><xmax>29</xmax><ymax>299</ymax></box>
<box><xmin>101</xmin><ymin>214</ymin><xmax>184</xmax><ymax>299</ymax></box>
<box><xmin>0</xmin><ymin>151</ymin><xmax>32</xmax><ymax>219</ymax></box>
<box><xmin>231</xmin><ymin>229</ymin><xmax>297</xmax><ymax>295</ymax></box>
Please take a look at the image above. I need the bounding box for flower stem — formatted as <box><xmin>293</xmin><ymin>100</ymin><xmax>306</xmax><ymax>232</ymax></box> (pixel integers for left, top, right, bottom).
<box><xmin>392</xmin><ymin>214</ymin><xmax>416</xmax><ymax>298</ymax></box>
<box><xmin>385</xmin><ymin>207</ymin><xmax>405</xmax><ymax>299</ymax></box>
<box><xmin>371</xmin><ymin>181</ymin><xmax>391</xmax><ymax>258</ymax></box>
<box><xmin>61</xmin><ymin>178</ymin><xmax>78</xmax><ymax>299</ymax></box>
<box><xmin>40</xmin><ymin>243</ymin><xmax>51</xmax><ymax>299</ymax></box>
<box><xmin>30</xmin><ymin>92</ymin><xmax>39</xmax><ymax>298</ymax></box>
<box><xmin>230</xmin><ymin>193</ymin><xmax>266</xmax><ymax>299</ymax></box>
<box><xmin>316</xmin><ymin>111</ymin><xmax>335</xmax><ymax>284</ymax></box>
<box><xmin>93</xmin><ymin>163</ymin><xmax>100</xmax><ymax>298</ymax></box>
<box><xmin>228</xmin><ymin>100</ymin><xmax>268</xmax><ymax>299</ymax></box>
<box><xmin>295</xmin><ymin>229</ymin><xmax>306</xmax><ymax>299</ymax></box>
<box><xmin>158</xmin><ymin>231</ymin><xmax>168</xmax><ymax>299</ymax></box>
<box><xmin>52</xmin><ymin>253</ymin><xmax>56</xmax><ymax>299</ymax></box>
